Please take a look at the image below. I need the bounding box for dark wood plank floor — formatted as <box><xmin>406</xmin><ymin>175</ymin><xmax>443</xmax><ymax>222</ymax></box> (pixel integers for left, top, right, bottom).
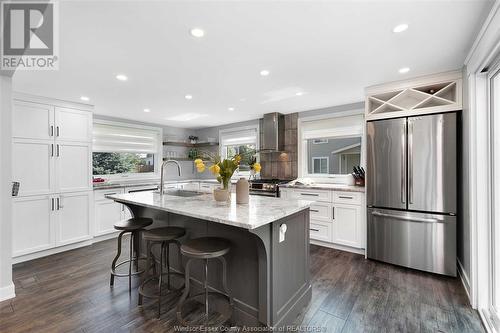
<box><xmin>0</xmin><ymin>239</ymin><xmax>485</xmax><ymax>333</ymax></box>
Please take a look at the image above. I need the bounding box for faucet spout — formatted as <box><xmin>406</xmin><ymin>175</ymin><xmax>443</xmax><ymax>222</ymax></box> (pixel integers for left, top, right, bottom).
<box><xmin>159</xmin><ymin>159</ymin><xmax>182</xmax><ymax>195</ymax></box>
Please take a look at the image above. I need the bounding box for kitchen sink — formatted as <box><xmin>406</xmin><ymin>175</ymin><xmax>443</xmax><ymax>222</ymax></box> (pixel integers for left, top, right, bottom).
<box><xmin>157</xmin><ymin>190</ymin><xmax>204</xmax><ymax>197</ymax></box>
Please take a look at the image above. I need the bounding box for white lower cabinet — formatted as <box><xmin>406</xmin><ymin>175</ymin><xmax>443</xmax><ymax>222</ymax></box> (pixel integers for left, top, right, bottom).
<box><xmin>56</xmin><ymin>192</ymin><xmax>93</xmax><ymax>245</ymax></box>
<box><xmin>12</xmin><ymin>195</ymin><xmax>54</xmax><ymax>257</ymax></box>
<box><xmin>12</xmin><ymin>191</ymin><xmax>93</xmax><ymax>257</ymax></box>
<box><xmin>94</xmin><ymin>188</ymin><xmax>126</xmax><ymax>236</ymax></box>
<box><xmin>281</xmin><ymin>187</ymin><xmax>365</xmax><ymax>251</ymax></box>
<box><xmin>332</xmin><ymin>203</ymin><xmax>362</xmax><ymax>248</ymax></box>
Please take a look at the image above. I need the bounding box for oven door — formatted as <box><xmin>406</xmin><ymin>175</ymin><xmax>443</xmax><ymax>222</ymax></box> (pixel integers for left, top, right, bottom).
<box><xmin>249</xmin><ymin>189</ymin><xmax>278</xmax><ymax>197</ymax></box>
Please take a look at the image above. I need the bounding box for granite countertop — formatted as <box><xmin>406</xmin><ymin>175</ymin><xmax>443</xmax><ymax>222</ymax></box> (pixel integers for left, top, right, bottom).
<box><xmin>280</xmin><ymin>183</ymin><xmax>365</xmax><ymax>192</ymax></box>
<box><xmin>107</xmin><ymin>191</ymin><xmax>312</xmax><ymax>230</ymax></box>
<box><xmin>93</xmin><ymin>178</ymin><xmax>231</xmax><ymax>190</ymax></box>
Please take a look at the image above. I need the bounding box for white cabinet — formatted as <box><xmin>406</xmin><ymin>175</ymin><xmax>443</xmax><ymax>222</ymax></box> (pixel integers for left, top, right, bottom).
<box><xmin>12</xmin><ymin>139</ymin><xmax>55</xmax><ymax>196</ymax></box>
<box><xmin>281</xmin><ymin>187</ymin><xmax>365</xmax><ymax>252</ymax></box>
<box><xmin>56</xmin><ymin>192</ymin><xmax>92</xmax><ymax>245</ymax></box>
<box><xmin>12</xmin><ymin>195</ymin><xmax>54</xmax><ymax>257</ymax></box>
<box><xmin>332</xmin><ymin>203</ymin><xmax>362</xmax><ymax>248</ymax></box>
<box><xmin>55</xmin><ymin>142</ymin><xmax>92</xmax><ymax>192</ymax></box>
<box><xmin>12</xmin><ymin>101</ymin><xmax>54</xmax><ymax>140</ymax></box>
<box><xmin>12</xmin><ymin>192</ymin><xmax>93</xmax><ymax>257</ymax></box>
<box><xmin>55</xmin><ymin>107</ymin><xmax>92</xmax><ymax>142</ymax></box>
<box><xmin>95</xmin><ymin>188</ymin><xmax>125</xmax><ymax>236</ymax></box>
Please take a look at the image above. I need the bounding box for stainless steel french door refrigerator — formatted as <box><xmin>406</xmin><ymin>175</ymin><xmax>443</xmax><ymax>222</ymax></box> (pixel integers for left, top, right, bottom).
<box><xmin>366</xmin><ymin>112</ymin><xmax>457</xmax><ymax>276</ymax></box>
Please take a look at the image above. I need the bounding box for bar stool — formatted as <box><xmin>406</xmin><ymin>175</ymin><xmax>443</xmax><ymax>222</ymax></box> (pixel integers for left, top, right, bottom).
<box><xmin>110</xmin><ymin>217</ymin><xmax>153</xmax><ymax>291</ymax></box>
<box><xmin>138</xmin><ymin>226</ymin><xmax>186</xmax><ymax>318</ymax></box>
<box><xmin>176</xmin><ymin>237</ymin><xmax>233</xmax><ymax>327</ymax></box>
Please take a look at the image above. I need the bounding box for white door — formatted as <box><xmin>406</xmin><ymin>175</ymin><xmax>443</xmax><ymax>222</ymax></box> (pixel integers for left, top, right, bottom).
<box><xmin>13</xmin><ymin>100</ymin><xmax>54</xmax><ymax>140</ymax></box>
<box><xmin>95</xmin><ymin>189</ymin><xmax>125</xmax><ymax>236</ymax></box>
<box><xmin>56</xmin><ymin>192</ymin><xmax>92</xmax><ymax>245</ymax></box>
<box><xmin>332</xmin><ymin>203</ymin><xmax>361</xmax><ymax>248</ymax></box>
<box><xmin>12</xmin><ymin>195</ymin><xmax>55</xmax><ymax>256</ymax></box>
<box><xmin>55</xmin><ymin>142</ymin><xmax>92</xmax><ymax>192</ymax></box>
<box><xmin>55</xmin><ymin>107</ymin><xmax>92</xmax><ymax>142</ymax></box>
<box><xmin>12</xmin><ymin>139</ymin><xmax>55</xmax><ymax>196</ymax></box>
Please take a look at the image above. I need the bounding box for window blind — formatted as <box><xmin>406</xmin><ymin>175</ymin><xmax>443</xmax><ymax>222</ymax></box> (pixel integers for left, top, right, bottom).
<box><xmin>220</xmin><ymin>128</ymin><xmax>258</xmax><ymax>146</ymax></box>
<box><xmin>301</xmin><ymin>114</ymin><xmax>363</xmax><ymax>139</ymax></box>
<box><xmin>93</xmin><ymin>123</ymin><xmax>160</xmax><ymax>154</ymax></box>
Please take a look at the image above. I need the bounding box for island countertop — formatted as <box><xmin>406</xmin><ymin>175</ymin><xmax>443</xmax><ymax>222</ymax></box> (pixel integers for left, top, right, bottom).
<box><xmin>107</xmin><ymin>191</ymin><xmax>312</xmax><ymax>230</ymax></box>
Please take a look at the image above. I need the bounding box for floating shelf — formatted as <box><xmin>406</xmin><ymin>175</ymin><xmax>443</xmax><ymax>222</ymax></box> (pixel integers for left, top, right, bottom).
<box><xmin>366</xmin><ymin>75</ymin><xmax>461</xmax><ymax>120</ymax></box>
<box><xmin>163</xmin><ymin>141</ymin><xmax>219</xmax><ymax>147</ymax></box>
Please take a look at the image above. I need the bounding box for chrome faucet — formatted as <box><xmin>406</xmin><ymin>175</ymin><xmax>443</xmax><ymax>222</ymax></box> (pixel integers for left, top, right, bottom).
<box><xmin>159</xmin><ymin>159</ymin><xmax>181</xmax><ymax>194</ymax></box>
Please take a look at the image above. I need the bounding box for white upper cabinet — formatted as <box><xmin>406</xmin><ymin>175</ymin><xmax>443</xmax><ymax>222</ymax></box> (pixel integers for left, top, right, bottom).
<box><xmin>56</xmin><ymin>192</ymin><xmax>92</xmax><ymax>246</ymax></box>
<box><xmin>55</xmin><ymin>107</ymin><xmax>92</xmax><ymax>142</ymax></box>
<box><xmin>55</xmin><ymin>142</ymin><xmax>92</xmax><ymax>192</ymax></box>
<box><xmin>12</xmin><ymin>101</ymin><xmax>54</xmax><ymax>140</ymax></box>
<box><xmin>12</xmin><ymin>139</ymin><xmax>55</xmax><ymax>196</ymax></box>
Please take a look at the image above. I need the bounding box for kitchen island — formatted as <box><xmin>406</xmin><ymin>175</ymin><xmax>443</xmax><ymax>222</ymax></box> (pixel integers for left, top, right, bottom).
<box><xmin>107</xmin><ymin>191</ymin><xmax>312</xmax><ymax>328</ymax></box>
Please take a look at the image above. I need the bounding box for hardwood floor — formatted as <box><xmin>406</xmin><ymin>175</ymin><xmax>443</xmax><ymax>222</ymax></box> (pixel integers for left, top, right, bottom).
<box><xmin>0</xmin><ymin>240</ymin><xmax>485</xmax><ymax>333</ymax></box>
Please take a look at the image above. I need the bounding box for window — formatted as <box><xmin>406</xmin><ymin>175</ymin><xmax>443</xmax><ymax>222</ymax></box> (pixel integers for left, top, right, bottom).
<box><xmin>220</xmin><ymin>125</ymin><xmax>259</xmax><ymax>175</ymax></box>
<box><xmin>300</xmin><ymin>113</ymin><xmax>364</xmax><ymax>179</ymax></box>
<box><xmin>312</xmin><ymin>157</ymin><xmax>328</xmax><ymax>173</ymax></box>
<box><xmin>92</xmin><ymin>121</ymin><xmax>161</xmax><ymax>177</ymax></box>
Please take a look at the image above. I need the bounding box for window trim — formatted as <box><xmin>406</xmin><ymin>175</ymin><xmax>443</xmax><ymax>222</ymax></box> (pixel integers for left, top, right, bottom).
<box><xmin>93</xmin><ymin>119</ymin><xmax>163</xmax><ymax>180</ymax></box>
<box><xmin>312</xmin><ymin>156</ymin><xmax>329</xmax><ymax>174</ymax></box>
<box><xmin>219</xmin><ymin>124</ymin><xmax>259</xmax><ymax>178</ymax></box>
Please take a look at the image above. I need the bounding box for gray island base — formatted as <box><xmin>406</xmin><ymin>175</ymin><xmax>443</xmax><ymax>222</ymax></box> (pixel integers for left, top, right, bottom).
<box><xmin>108</xmin><ymin>191</ymin><xmax>312</xmax><ymax>328</ymax></box>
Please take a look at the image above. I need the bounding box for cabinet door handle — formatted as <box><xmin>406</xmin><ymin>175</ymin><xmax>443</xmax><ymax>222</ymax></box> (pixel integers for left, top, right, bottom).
<box><xmin>310</xmin><ymin>209</ymin><xmax>319</xmax><ymax>213</ymax></box>
<box><xmin>339</xmin><ymin>195</ymin><xmax>353</xmax><ymax>199</ymax></box>
<box><xmin>56</xmin><ymin>144</ymin><xmax>60</xmax><ymax>157</ymax></box>
<box><xmin>310</xmin><ymin>228</ymin><xmax>320</xmax><ymax>232</ymax></box>
<box><xmin>56</xmin><ymin>126</ymin><xmax>60</xmax><ymax>137</ymax></box>
<box><xmin>56</xmin><ymin>197</ymin><xmax>60</xmax><ymax>210</ymax></box>
<box><xmin>50</xmin><ymin>144</ymin><xmax>54</xmax><ymax>157</ymax></box>
<box><xmin>50</xmin><ymin>125</ymin><xmax>54</xmax><ymax>137</ymax></box>
<box><xmin>300</xmin><ymin>193</ymin><xmax>319</xmax><ymax>197</ymax></box>
<box><xmin>51</xmin><ymin>198</ymin><xmax>55</xmax><ymax>211</ymax></box>
<box><xmin>332</xmin><ymin>207</ymin><xmax>335</xmax><ymax>219</ymax></box>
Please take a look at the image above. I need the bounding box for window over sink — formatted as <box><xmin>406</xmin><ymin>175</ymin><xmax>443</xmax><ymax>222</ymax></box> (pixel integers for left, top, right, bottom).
<box><xmin>92</xmin><ymin>120</ymin><xmax>162</xmax><ymax>178</ymax></box>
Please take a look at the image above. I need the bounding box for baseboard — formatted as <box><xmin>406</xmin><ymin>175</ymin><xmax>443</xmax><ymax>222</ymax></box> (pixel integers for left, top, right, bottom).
<box><xmin>310</xmin><ymin>239</ymin><xmax>365</xmax><ymax>255</ymax></box>
<box><xmin>0</xmin><ymin>282</ymin><xmax>15</xmax><ymax>302</ymax></box>
<box><xmin>93</xmin><ymin>231</ymin><xmax>121</xmax><ymax>243</ymax></box>
<box><xmin>12</xmin><ymin>239</ymin><xmax>93</xmax><ymax>264</ymax></box>
<box><xmin>457</xmin><ymin>258</ymin><xmax>472</xmax><ymax>304</ymax></box>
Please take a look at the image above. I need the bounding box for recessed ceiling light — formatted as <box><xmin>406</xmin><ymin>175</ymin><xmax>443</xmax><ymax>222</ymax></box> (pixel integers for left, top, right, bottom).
<box><xmin>296</xmin><ymin>92</ymin><xmax>304</xmax><ymax>96</ymax></box>
<box><xmin>398</xmin><ymin>67</ymin><xmax>410</xmax><ymax>74</ymax></box>
<box><xmin>143</xmin><ymin>108</ymin><xmax>150</xmax><ymax>113</ymax></box>
<box><xmin>116</xmin><ymin>74</ymin><xmax>128</xmax><ymax>81</ymax></box>
<box><xmin>80</xmin><ymin>96</ymin><xmax>89</xmax><ymax>101</ymax></box>
<box><xmin>185</xmin><ymin>94</ymin><xmax>193</xmax><ymax>100</ymax></box>
<box><xmin>260</xmin><ymin>70</ymin><xmax>270</xmax><ymax>76</ymax></box>
<box><xmin>228</xmin><ymin>107</ymin><xmax>235</xmax><ymax>111</ymax></box>
<box><xmin>190</xmin><ymin>28</ymin><xmax>205</xmax><ymax>38</ymax></box>
<box><xmin>393</xmin><ymin>24</ymin><xmax>409</xmax><ymax>33</ymax></box>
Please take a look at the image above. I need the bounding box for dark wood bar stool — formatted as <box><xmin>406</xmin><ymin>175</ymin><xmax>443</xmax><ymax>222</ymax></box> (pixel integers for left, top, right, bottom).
<box><xmin>110</xmin><ymin>217</ymin><xmax>153</xmax><ymax>291</ymax></box>
<box><xmin>176</xmin><ymin>237</ymin><xmax>233</xmax><ymax>327</ymax></box>
<box><xmin>138</xmin><ymin>226</ymin><xmax>186</xmax><ymax>318</ymax></box>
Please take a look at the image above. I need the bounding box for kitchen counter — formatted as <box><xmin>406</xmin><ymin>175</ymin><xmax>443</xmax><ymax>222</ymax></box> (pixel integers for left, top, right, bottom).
<box><xmin>280</xmin><ymin>182</ymin><xmax>365</xmax><ymax>192</ymax></box>
<box><xmin>108</xmin><ymin>190</ymin><xmax>312</xmax><ymax>327</ymax></box>
<box><xmin>108</xmin><ymin>191</ymin><xmax>311</xmax><ymax>229</ymax></box>
<box><xmin>93</xmin><ymin>178</ymin><xmax>235</xmax><ymax>190</ymax></box>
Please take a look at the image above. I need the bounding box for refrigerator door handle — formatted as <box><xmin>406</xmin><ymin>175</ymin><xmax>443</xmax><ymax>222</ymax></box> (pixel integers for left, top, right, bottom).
<box><xmin>408</xmin><ymin>121</ymin><xmax>414</xmax><ymax>204</ymax></box>
<box><xmin>371</xmin><ymin>211</ymin><xmax>442</xmax><ymax>224</ymax></box>
<box><xmin>401</xmin><ymin>122</ymin><xmax>406</xmax><ymax>204</ymax></box>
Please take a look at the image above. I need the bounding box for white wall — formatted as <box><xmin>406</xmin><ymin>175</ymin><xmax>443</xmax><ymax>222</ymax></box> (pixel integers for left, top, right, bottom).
<box><xmin>0</xmin><ymin>75</ymin><xmax>15</xmax><ymax>301</ymax></box>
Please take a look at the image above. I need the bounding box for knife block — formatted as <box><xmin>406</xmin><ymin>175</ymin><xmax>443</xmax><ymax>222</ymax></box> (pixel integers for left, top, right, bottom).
<box><xmin>354</xmin><ymin>178</ymin><xmax>365</xmax><ymax>187</ymax></box>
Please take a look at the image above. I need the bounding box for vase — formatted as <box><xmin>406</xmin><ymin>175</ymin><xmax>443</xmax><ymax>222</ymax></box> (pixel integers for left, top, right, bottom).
<box><xmin>213</xmin><ymin>188</ymin><xmax>230</xmax><ymax>202</ymax></box>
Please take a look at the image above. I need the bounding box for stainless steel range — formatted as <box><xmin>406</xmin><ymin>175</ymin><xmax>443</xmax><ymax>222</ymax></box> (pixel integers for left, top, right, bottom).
<box><xmin>248</xmin><ymin>179</ymin><xmax>288</xmax><ymax>197</ymax></box>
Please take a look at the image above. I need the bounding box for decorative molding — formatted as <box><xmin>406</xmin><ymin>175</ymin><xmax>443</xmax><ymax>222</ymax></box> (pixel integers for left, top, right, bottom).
<box><xmin>0</xmin><ymin>283</ymin><xmax>15</xmax><ymax>302</ymax></box>
<box><xmin>12</xmin><ymin>91</ymin><xmax>94</xmax><ymax>111</ymax></box>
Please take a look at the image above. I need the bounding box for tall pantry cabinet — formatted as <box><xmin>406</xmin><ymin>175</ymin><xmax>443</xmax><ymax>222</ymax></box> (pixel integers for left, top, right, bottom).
<box><xmin>11</xmin><ymin>94</ymin><xmax>93</xmax><ymax>259</ymax></box>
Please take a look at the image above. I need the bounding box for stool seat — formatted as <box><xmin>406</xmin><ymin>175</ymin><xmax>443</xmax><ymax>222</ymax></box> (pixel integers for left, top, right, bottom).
<box><xmin>143</xmin><ymin>227</ymin><xmax>186</xmax><ymax>242</ymax></box>
<box><xmin>180</xmin><ymin>237</ymin><xmax>231</xmax><ymax>259</ymax></box>
<box><xmin>114</xmin><ymin>217</ymin><xmax>153</xmax><ymax>231</ymax></box>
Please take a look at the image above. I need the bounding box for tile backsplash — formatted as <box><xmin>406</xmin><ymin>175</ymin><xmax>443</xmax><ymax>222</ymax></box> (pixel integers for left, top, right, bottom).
<box><xmin>259</xmin><ymin>113</ymin><xmax>298</xmax><ymax>180</ymax></box>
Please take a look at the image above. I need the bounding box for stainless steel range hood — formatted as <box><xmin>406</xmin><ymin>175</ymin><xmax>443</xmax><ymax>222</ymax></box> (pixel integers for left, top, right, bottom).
<box><xmin>261</xmin><ymin>112</ymin><xmax>285</xmax><ymax>152</ymax></box>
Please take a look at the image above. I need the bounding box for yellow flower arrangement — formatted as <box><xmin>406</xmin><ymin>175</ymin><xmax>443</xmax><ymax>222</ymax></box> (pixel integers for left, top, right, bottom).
<box><xmin>194</xmin><ymin>154</ymin><xmax>240</xmax><ymax>190</ymax></box>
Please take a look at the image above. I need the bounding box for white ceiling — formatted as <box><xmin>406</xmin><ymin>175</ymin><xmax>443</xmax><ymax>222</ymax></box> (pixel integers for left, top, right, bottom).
<box><xmin>13</xmin><ymin>0</ymin><xmax>492</xmax><ymax>129</ymax></box>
